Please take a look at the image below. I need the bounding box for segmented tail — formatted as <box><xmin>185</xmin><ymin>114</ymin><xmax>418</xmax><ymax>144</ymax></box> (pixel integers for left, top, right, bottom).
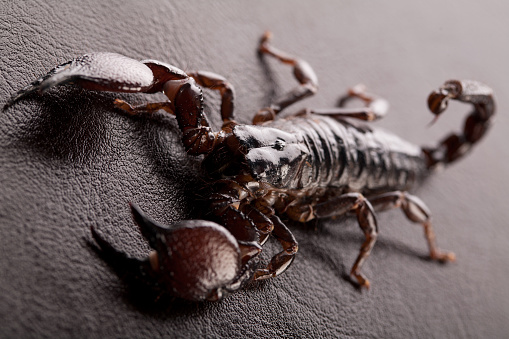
<box><xmin>423</xmin><ymin>80</ymin><xmax>495</xmax><ymax>169</ymax></box>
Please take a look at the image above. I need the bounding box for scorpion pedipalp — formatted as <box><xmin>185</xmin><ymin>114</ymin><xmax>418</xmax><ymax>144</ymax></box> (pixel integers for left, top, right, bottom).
<box><xmin>93</xmin><ymin>203</ymin><xmax>246</xmax><ymax>301</ymax></box>
<box><xmin>3</xmin><ymin>53</ymin><xmax>161</xmax><ymax>110</ymax></box>
<box><xmin>131</xmin><ymin>203</ymin><xmax>246</xmax><ymax>301</ymax></box>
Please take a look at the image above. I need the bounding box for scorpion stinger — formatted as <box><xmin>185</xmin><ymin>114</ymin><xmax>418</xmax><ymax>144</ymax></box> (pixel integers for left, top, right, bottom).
<box><xmin>5</xmin><ymin>32</ymin><xmax>496</xmax><ymax>299</ymax></box>
<box><xmin>424</xmin><ymin>80</ymin><xmax>495</xmax><ymax>168</ymax></box>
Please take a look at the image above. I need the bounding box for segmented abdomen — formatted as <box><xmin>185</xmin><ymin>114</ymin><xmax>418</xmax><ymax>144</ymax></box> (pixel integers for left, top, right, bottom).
<box><xmin>241</xmin><ymin>115</ymin><xmax>429</xmax><ymax>193</ymax></box>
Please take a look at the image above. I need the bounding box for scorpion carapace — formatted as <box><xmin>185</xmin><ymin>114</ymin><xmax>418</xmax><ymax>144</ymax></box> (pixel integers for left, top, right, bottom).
<box><xmin>4</xmin><ymin>32</ymin><xmax>495</xmax><ymax>301</ymax></box>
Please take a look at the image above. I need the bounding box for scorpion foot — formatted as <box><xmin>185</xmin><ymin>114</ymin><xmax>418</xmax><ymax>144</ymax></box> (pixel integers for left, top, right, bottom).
<box><xmin>258</xmin><ymin>31</ymin><xmax>273</xmax><ymax>52</ymax></box>
<box><xmin>253</xmin><ymin>268</ymin><xmax>274</xmax><ymax>281</ymax></box>
<box><xmin>351</xmin><ymin>272</ymin><xmax>371</xmax><ymax>290</ymax></box>
<box><xmin>430</xmin><ymin>250</ymin><xmax>456</xmax><ymax>263</ymax></box>
<box><xmin>113</xmin><ymin>98</ymin><xmax>137</xmax><ymax>115</ymax></box>
<box><xmin>347</xmin><ymin>84</ymin><xmax>368</xmax><ymax>97</ymax></box>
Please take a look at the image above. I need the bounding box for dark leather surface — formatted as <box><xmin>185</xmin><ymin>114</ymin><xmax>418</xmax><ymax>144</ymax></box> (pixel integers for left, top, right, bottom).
<box><xmin>1</xmin><ymin>1</ymin><xmax>508</xmax><ymax>337</ymax></box>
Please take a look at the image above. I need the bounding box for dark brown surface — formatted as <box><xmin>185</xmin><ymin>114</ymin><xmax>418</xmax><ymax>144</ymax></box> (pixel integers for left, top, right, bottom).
<box><xmin>1</xmin><ymin>1</ymin><xmax>508</xmax><ymax>338</ymax></box>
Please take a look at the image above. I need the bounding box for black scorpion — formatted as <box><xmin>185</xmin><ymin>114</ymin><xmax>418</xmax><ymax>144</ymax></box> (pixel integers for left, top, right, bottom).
<box><xmin>4</xmin><ymin>32</ymin><xmax>495</xmax><ymax>301</ymax></box>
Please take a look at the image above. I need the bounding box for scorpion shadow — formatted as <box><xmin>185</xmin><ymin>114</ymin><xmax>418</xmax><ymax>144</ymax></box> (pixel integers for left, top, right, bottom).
<box><xmin>289</xmin><ymin>216</ymin><xmax>432</xmax><ymax>291</ymax></box>
<box><xmin>9</xmin><ymin>87</ymin><xmax>116</xmax><ymax>163</ymax></box>
<box><xmin>87</xmin><ymin>240</ymin><xmax>206</xmax><ymax>314</ymax></box>
<box><xmin>9</xmin><ymin>87</ymin><xmax>208</xmax><ymax>312</ymax></box>
<box><xmin>87</xmin><ymin>236</ymin><xmax>261</xmax><ymax>313</ymax></box>
<box><xmin>10</xmin><ymin>85</ymin><xmax>204</xmax><ymax>216</ymax></box>
<box><xmin>257</xmin><ymin>47</ymin><xmax>279</xmax><ymax>108</ymax></box>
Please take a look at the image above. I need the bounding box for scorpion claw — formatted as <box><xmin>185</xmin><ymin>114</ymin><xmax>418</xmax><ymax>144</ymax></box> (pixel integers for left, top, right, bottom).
<box><xmin>128</xmin><ymin>203</ymin><xmax>246</xmax><ymax>301</ymax></box>
<box><xmin>129</xmin><ymin>202</ymin><xmax>168</xmax><ymax>250</ymax></box>
<box><xmin>89</xmin><ymin>226</ymin><xmax>158</xmax><ymax>291</ymax></box>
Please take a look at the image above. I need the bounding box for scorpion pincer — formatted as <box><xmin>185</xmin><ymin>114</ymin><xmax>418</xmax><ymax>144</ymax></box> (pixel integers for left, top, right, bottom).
<box><xmin>4</xmin><ymin>32</ymin><xmax>495</xmax><ymax>301</ymax></box>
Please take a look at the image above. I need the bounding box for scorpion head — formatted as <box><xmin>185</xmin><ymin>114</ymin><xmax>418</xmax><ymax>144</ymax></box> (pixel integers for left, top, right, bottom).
<box><xmin>92</xmin><ymin>203</ymin><xmax>244</xmax><ymax>301</ymax></box>
<box><xmin>228</xmin><ymin>124</ymin><xmax>310</xmax><ymax>188</ymax></box>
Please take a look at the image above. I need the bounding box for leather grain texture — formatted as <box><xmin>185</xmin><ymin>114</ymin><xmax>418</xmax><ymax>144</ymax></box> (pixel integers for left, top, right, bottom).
<box><xmin>1</xmin><ymin>1</ymin><xmax>508</xmax><ymax>337</ymax></box>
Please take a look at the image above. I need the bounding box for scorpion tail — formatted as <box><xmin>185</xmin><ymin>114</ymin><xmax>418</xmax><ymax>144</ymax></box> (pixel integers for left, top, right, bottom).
<box><xmin>423</xmin><ymin>80</ymin><xmax>495</xmax><ymax>169</ymax></box>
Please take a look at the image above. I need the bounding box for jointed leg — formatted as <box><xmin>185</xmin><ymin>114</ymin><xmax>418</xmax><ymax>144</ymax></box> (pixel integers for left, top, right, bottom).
<box><xmin>368</xmin><ymin>191</ymin><xmax>455</xmax><ymax>262</ymax></box>
<box><xmin>187</xmin><ymin>71</ymin><xmax>235</xmax><ymax>124</ymax></box>
<box><xmin>241</xmin><ymin>203</ymin><xmax>274</xmax><ymax>245</ymax></box>
<box><xmin>313</xmin><ymin>192</ymin><xmax>378</xmax><ymax>288</ymax></box>
<box><xmin>114</xmin><ymin>70</ymin><xmax>236</xmax><ymax>121</ymax></box>
<box><xmin>209</xmin><ymin>178</ymin><xmax>299</xmax><ymax>281</ymax></box>
<box><xmin>253</xmin><ymin>215</ymin><xmax>298</xmax><ymax>280</ymax></box>
<box><xmin>113</xmin><ymin>99</ymin><xmax>175</xmax><ymax>116</ymax></box>
<box><xmin>114</xmin><ymin>68</ymin><xmax>238</xmax><ymax>154</ymax></box>
<box><xmin>209</xmin><ymin>180</ymin><xmax>264</xmax><ymax>264</ymax></box>
<box><xmin>304</xmin><ymin>84</ymin><xmax>388</xmax><ymax>121</ymax></box>
<box><xmin>253</xmin><ymin>31</ymin><xmax>319</xmax><ymax>124</ymax></box>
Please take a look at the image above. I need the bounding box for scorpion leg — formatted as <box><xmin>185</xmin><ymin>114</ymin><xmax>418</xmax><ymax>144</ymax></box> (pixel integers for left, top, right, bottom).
<box><xmin>241</xmin><ymin>204</ymin><xmax>274</xmax><ymax>245</ymax></box>
<box><xmin>302</xmin><ymin>84</ymin><xmax>388</xmax><ymax>121</ymax></box>
<box><xmin>368</xmin><ymin>191</ymin><xmax>456</xmax><ymax>262</ymax></box>
<box><xmin>187</xmin><ymin>71</ymin><xmax>236</xmax><ymax>124</ymax></box>
<box><xmin>209</xmin><ymin>180</ymin><xmax>299</xmax><ymax>281</ymax></box>
<box><xmin>209</xmin><ymin>181</ymin><xmax>263</xmax><ymax>264</ymax></box>
<box><xmin>313</xmin><ymin>192</ymin><xmax>378</xmax><ymax>288</ymax></box>
<box><xmin>253</xmin><ymin>31</ymin><xmax>318</xmax><ymax>124</ymax></box>
<box><xmin>253</xmin><ymin>215</ymin><xmax>299</xmax><ymax>280</ymax></box>
<box><xmin>113</xmin><ymin>100</ymin><xmax>175</xmax><ymax>116</ymax></box>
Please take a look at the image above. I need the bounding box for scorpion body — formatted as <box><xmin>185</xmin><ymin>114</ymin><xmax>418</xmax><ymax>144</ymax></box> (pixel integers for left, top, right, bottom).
<box><xmin>230</xmin><ymin>115</ymin><xmax>426</xmax><ymax>193</ymax></box>
<box><xmin>4</xmin><ymin>32</ymin><xmax>495</xmax><ymax>301</ymax></box>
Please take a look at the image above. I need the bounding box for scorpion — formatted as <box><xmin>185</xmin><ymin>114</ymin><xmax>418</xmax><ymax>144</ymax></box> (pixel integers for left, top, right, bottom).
<box><xmin>4</xmin><ymin>32</ymin><xmax>495</xmax><ymax>301</ymax></box>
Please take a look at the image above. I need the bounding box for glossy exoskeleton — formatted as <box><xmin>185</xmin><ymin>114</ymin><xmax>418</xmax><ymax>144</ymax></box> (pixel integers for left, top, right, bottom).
<box><xmin>4</xmin><ymin>32</ymin><xmax>495</xmax><ymax>301</ymax></box>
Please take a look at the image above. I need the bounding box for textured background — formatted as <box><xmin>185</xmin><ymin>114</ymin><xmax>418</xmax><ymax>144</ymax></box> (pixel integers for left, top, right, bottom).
<box><xmin>1</xmin><ymin>1</ymin><xmax>508</xmax><ymax>338</ymax></box>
